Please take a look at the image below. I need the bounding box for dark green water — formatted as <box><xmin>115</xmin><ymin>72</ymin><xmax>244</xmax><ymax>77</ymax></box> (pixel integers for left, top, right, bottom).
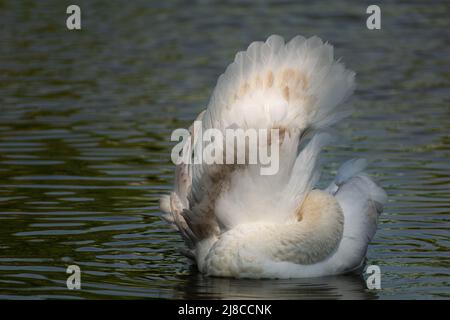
<box><xmin>0</xmin><ymin>1</ymin><xmax>449</xmax><ymax>299</ymax></box>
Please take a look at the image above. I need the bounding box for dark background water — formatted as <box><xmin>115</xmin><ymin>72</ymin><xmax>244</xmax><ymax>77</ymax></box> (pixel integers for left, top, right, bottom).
<box><xmin>0</xmin><ymin>0</ymin><xmax>448</xmax><ymax>299</ymax></box>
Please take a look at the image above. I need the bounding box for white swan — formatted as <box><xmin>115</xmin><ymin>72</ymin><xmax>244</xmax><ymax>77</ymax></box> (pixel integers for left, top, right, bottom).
<box><xmin>160</xmin><ymin>35</ymin><xmax>387</xmax><ymax>279</ymax></box>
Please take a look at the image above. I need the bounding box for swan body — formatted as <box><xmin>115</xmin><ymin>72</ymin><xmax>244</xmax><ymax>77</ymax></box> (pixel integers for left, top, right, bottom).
<box><xmin>160</xmin><ymin>35</ymin><xmax>387</xmax><ymax>278</ymax></box>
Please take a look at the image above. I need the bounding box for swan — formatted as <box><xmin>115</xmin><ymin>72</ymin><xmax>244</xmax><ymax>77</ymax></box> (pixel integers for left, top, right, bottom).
<box><xmin>160</xmin><ymin>35</ymin><xmax>387</xmax><ymax>279</ymax></box>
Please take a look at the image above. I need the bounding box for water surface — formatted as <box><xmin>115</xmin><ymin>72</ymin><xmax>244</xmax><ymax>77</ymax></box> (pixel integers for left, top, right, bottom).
<box><xmin>0</xmin><ymin>0</ymin><xmax>449</xmax><ymax>299</ymax></box>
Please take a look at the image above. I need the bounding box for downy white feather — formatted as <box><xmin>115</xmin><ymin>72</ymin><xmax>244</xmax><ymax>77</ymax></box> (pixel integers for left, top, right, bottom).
<box><xmin>160</xmin><ymin>35</ymin><xmax>386</xmax><ymax>278</ymax></box>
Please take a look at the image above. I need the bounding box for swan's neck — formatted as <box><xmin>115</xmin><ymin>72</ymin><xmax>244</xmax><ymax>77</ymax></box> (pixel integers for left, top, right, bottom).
<box><xmin>199</xmin><ymin>190</ymin><xmax>344</xmax><ymax>277</ymax></box>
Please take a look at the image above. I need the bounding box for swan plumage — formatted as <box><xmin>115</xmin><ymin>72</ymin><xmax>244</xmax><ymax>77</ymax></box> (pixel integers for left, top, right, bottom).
<box><xmin>160</xmin><ymin>35</ymin><xmax>387</xmax><ymax>278</ymax></box>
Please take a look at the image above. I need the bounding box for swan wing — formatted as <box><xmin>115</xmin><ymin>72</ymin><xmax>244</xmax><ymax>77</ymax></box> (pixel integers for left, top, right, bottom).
<box><xmin>324</xmin><ymin>159</ymin><xmax>387</xmax><ymax>274</ymax></box>
<box><xmin>243</xmin><ymin>161</ymin><xmax>387</xmax><ymax>278</ymax></box>
<box><xmin>190</xmin><ymin>35</ymin><xmax>355</xmax><ymax>229</ymax></box>
<box><xmin>161</xmin><ymin>35</ymin><xmax>358</xmax><ymax>269</ymax></box>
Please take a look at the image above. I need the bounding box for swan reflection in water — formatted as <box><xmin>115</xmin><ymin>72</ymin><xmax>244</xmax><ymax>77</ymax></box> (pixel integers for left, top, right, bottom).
<box><xmin>175</xmin><ymin>266</ymin><xmax>378</xmax><ymax>300</ymax></box>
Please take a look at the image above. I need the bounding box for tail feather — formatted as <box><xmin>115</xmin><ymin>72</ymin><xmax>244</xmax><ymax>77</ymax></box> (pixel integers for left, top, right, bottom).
<box><xmin>205</xmin><ymin>34</ymin><xmax>355</xmax><ymax>133</ymax></box>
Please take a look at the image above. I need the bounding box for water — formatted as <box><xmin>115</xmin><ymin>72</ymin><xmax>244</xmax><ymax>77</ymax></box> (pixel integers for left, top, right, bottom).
<box><xmin>0</xmin><ymin>0</ymin><xmax>448</xmax><ymax>299</ymax></box>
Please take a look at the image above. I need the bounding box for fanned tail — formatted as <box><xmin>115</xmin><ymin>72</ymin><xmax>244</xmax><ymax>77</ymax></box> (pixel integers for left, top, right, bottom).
<box><xmin>161</xmin><ymin>35</ymin><xmax>356</xmax><ymax>253</ymax></box>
